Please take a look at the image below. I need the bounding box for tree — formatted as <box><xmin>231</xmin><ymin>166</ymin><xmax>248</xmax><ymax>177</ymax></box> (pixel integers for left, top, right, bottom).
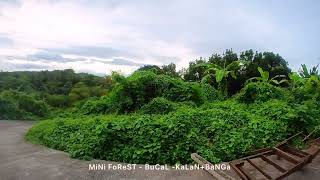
<box><xmin>183</xmin><ymin>57</ymin><xmax>208</xmax><ymax>82</ymax></box>
<box><xmin>137</xmin><ymin>65</ymin><xmax>162</xmax><ymax>74</ymax></box>
<box><xmin>242</xmin><ymin>51</ymin><xmax>291</xmax><ymax>80</ymax></box>
<box><xmin>161</xmin><ymin>63</ymin><xmax>180</xmax><ymax>78</ymax></box>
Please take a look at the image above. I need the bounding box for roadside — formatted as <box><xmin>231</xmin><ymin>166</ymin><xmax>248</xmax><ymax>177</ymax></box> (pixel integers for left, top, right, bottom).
<box><xmin>0</xmin><ymin>120</ymin><xmax>319</xmax><ymax>180</ymax></box>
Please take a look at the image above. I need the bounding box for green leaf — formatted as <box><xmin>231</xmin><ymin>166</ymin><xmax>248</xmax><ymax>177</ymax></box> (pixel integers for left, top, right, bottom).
<box><xmin>278</xmin><ymin>79</ymin><xmax>288</xmax><ymax>84</ymax></box>
<box><xmin>262</xmin><ymin>71</ymin><xmax>269</xmax><ymax>82</ymax></box>
<box><xmin>271</xmin><ymin>79</ymin><xmax>280</xmax><ymax>85</ymax></box>
<box><xmin>258</xmin><ymin>67</ymin><xmax>264</xmax><ymax>77</ymax></box>
<box><xmin>201</xmin><ymin>74</ymin><xmax>211</xmax><ymax>83</ymax></box>
<box><xmin>230</xmin><ymin>71</ymin><xmax>237</xmax><ymax>79</ymax></box>
<box><xmin>215</xmin><ymin>70</ymin><xmax>225</xmax><ymax>82</ymax></box>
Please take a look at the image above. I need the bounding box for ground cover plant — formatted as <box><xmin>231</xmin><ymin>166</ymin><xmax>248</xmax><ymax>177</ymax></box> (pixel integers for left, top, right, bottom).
<box><xmin>9</xmin><ymin>49</ymin><xmax>320</xmax><ymax>165</ymax></box>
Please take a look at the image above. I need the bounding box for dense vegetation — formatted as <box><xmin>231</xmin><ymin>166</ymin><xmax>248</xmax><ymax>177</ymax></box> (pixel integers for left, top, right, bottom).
<box><xmin>0</xmin><ymin>69</ymin><xmax>112</xmax><ymax>119</ymax></box>
<box><xmin>2</xmin><ymin>49</ymin><xmax>319</xmax><ymax>165</ymax></box>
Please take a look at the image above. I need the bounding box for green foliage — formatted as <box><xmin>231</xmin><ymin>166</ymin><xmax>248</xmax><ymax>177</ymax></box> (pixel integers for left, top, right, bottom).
<box><xmin>140</xmin><ymin>97</ymin><xmax>177</xmax><ymax>114</ymax></box>
<box><xmin>69</xmin><ymin>82</ymin><xmax>106</xmax><ymax>103</ymax></box>
<box><xmin>200</xmin><ymin>60</ymin><xmax>241</xmax><ymax>97</ymax></box>
<box><xmin>299</xmin><ymin>64</ymin><xmax>319</xmax><ymax>78</ymax></box>
<box><xmin>27</xmin><ymin>100</ymin><xmax>293</xmax><ymax>165</ymax></box>
<box><xmin>0</xmin><ymin>90</ymin><xmax>48</xmax><ymax>119</ymax></box>
<box><xmin>249</xmin><ymin>100</ymin><xmax>302</xmax><ymax>133</ymax></box>
<box><xmin>0</xmin><ymin>70</ymin><xmax>111</xmax><ymax>111</ymax></box>
<box><xmin>0</xmin><ymin>98</ymin><xmax>25</xmax><ymax>119</ymax></box>
<box><xmin>237</xmin><ymin>82</ymin><xmax>287</xmax><ymax>103</ymax></box>
<box><xmin>183</xmin><ymin>49</ymin><xmax>291</xmax><ymax>95</ymax></box>
<box><xmin>46</xmin><ymin>94</ymin><xmax>71</xmax><ymax>107</ymax></box>
<box><xmin>137</xmin><ymin>63</ymin><xmax>180</xmax><ymax>78</ymax></box>
<box><xmin>14</xmin><ymin>54</ymin><xmax>319</xmax><ymax>167</ymax></box>
<box><xmin>79</xmin><ymin>97</ymin><xmax>110</xmax><ymax>115</ymax></box>
<box><xmin>247</xmin><ymin>67</ymin><xmax>288</xmax><ymax>85</ymax></box>
<box><xmin>80</xmin><ymin>71</ymin><xmax>218</xmax><ymax>114</ymax></box>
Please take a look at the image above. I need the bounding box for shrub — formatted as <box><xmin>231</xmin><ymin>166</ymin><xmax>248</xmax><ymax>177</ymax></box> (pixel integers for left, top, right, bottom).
<box><xmin>17</xmin><ymin>94</ymin><xmax>48</xmax><ymax>116</ymax></box>
<box><xmin>0</xmin><ymin>90</ymin><xmax>48</xmax><ymax>119</ymax></box>
<box><xmin>46</xmin><ymin>94</ymin><xmax>71</xmax><ymax>107</ymax></box>
<box><xmin>26</xmin><ymin>101</ymin><xmax>291</xmax><ymax>165</ymax></box>
<box><xmin>199</xmin><ymin>83</ymin><xmax>220</xmax><ymax>102</ymax></box>
<box><xmin>79</xmin><ymin>97</ymin><xmax>110</xmax><ymax>115</ymax></box>
<box><xmin>140</xmin><ymin>97</ymin><xmax>177</xmax><ymax>114</ymax></box>
<box><xmin>0</xmin><ymin>98</ymin><xmax>24</xmax><ymax>119</ymax></box>
<box><xmin>79</xmin><ymin>71</ymin><xmax>218</xmax><ymax>114</ymax></box>
<box><xmin>237</xmin><ymin>82</ymin><xmax>287</xmax><ymax>103</ymax></box>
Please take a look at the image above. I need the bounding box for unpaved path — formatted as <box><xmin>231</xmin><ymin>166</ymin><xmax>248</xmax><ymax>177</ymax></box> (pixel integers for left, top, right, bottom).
<box><xmin>0</xmin><ymin>120</ymin><xmax>214</xmax><ymax>180</ymax></box>
<box><xmin>0</xmin><ymin>120</ymin><xmax>319</xmax><ymax>180</ymax></box>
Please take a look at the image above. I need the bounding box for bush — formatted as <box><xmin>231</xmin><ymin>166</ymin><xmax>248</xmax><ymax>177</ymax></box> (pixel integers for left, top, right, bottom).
<box><xmin>237</xmin><ymin>82</ymin><xmax>287</xmax><ymax>103</ymax></box>
<box><xmin>140</xmin><ymin>97</ymin><xmax>177</xmax><ymax>114</ymax></box>
<box><xmin>0</xmin><ymin>90</ymin><xmax>48</xmax><ymax>119</ymax></box>
<box><xmin>46</xmin><ymin>95</ymin><xmax>71</xmax><ymax>107</ymax></box>
<box><xmin>0</xmin><ymin>98</ymin><xmax>24</xmax><ymax>119</ymax></box>
<box><xmin>17</xmin><ymin>94</ymin><xmax>48</xmax><ymax>116</ymax></box>
<box><xmin>79</xmin><ymin>71</ymin><xmax>218</xmax><ymax>114</ymax></box>
<box><xmin>26</xmin><ymin>101</ymin><xmax>291</xmax><ymax>165</ymax></box>
<box><xmin>199</xmin><ymin>83</ymin><xmax>220</xmax><ymax>102</ymax></box>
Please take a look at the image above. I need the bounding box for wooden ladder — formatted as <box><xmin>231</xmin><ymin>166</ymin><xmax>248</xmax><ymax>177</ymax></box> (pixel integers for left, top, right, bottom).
<box><xmin>230</xmin><ymin>132</ymin><xmax>320</xmax><ymax>180</ymax></box>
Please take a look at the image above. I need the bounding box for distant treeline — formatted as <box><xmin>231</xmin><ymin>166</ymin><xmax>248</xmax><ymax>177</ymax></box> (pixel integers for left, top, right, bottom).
<box><xmin>0</xmin><ymin>69</ymin><xmax>113</xmax><ymax>119</ymax></box>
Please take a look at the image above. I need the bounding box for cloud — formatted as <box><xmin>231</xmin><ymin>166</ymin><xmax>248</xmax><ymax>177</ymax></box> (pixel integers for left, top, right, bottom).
<box><xmin>0</xmin><ymin>36</ymin><xmax>14</xmax><ymax>47</ymax></box>
<box><xmin>91</xmin><ymin>58</ymin><xmax>146</xmax><ymax>67</ymax></box>
<box><xmin>0</xmin><ymin>0</ymin><xmax>319</xmax><ymax>74</ymax></box>
<box><xmin>44</xmin><ymin>46</ymin><xmax>138</xmax><ymax>59</ymax></box>
<box><xmin>0</xmin><ymin>59</ymin><xmax>51</xmax><ymax>71</ymax></box>
<box><xmin>27</xmin><ymin>51</ymin><xmax>64</xmax><ymax>61</ymax></box>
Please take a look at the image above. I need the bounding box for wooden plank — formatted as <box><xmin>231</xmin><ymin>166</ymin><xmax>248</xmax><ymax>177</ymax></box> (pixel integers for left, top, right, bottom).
<box><xmin>274</xmin><ymin>148</ymin><xmax>300</xmax><ymax>164</ymax></box>
<box><xmin>235</xmin><ymin>163</ymin><xmax>254</xmax><ymax>180</ymax></box>
<box><xmin>283</xmin><ymin>146</ymin><xmax>310</xmax><ymax>158</ymax></box>
<box><xmin>260</xmin><ymin>155</ymin><xmax>286</xmax><ymax>173</ymax></box>
<box><xmin>247</xmin><ymin>148</ymin><xmax>273</xmax><ymax>155</ymax></box>
<box><xmin>237</xmin><ymin>150</ymin><xmax>274</xmax><ymax>161</ymax></box>
<box><xmin>191</xmin><ymin>153</ymin><xmax>235</xmax><ymax>180</ymax></box>
<box><xmin>275</xmin><ymin>161</ymin><xmax>308</xmax><ymax>180</ymax></box>
<box><xmin>230</xmin><ymin>163</ymin><xmax>249</xmax><ymax>180</ymax></box>
<box><xmin>276</xmin><ymin>132</ymin><xmax>303</xmax><ymax>147</ymax></box>
<box><xmin>303</xmin><ymin>129</ymin><xmax>316</xmax><ymax>141</ymax></box>
<box><xmin>247</xmin><ymin>159</ymin><xmax>272</xmax><ymax>180</ymax></box>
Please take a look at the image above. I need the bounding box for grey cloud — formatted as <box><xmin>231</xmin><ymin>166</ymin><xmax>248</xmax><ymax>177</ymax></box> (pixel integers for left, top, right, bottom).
<box><xmin>26</xmin><ymin>50</ymin><xmax>87</xmax><ymax>63</ymax></box>
<box><xmin>0</xmin><ymin>36</ymin><xmax>14</xmax><ymax>47</ymax></box>
<box><xmin>1</xmin><ymin>49</ymin><xmax>147</xmax><ymax>68</ymax></box>
<box><xmin>105</xmin><ymin>58</ymin><xmax>145</xmax><ymax>66</ymax></box>
<box><xmin>27</xmin><ymin>51</ymin><xmax>63</xmax><ymax>61</ymax></box>
<box><xmin>151</xmin><ymin>55</ymin><xmax>181</xmax><ymax>65</ymax></box>
<box><xmin>12</xmin><ymin>63</ymin><xmax>50</xmax><ymax>70</ymax></box>
<box><xmin>0</xmin><ymin>0</ymin><xmax>21</xmax><ymax>15</ymax></box>
<box><xmin>44</xmin><ymin>46</ymin><xmax>138</xmax><ymax>59</ymax></box>
<box><xmin>0</xmin><ymin>61</ymin><xmax>50</xmax><ymax>71</ymax></box>
<box><xmin>90</xmin><ymin>58</ymin><xmax>146</xmax><ymax>66</ymax></box>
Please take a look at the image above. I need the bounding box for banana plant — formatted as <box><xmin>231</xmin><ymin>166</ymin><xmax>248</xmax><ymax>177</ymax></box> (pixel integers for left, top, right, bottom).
<box><xmin>299</xmin><ymin>64</ymin><xmax>319</xmax><ymax>78</ymax></box>
<box><xmin>247</xmin><ymin>67</ymin><xmax>288</xmax><ymax>85</ymax></box>
<box><xmin>289</xmin><ymin>72</ymin><xmax>305</xmax><ymax>88</ymax></box>
<box><xmin>198</xmin><ymin>60</ymin><xmax>241</xmax><ymax>97</ymax></box>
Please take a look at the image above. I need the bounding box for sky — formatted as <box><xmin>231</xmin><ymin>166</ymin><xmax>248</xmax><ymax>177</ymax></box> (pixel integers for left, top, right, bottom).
<box><xmin>0</xmin><ymin>0</ymin><xmax>319</xmax><ymax>75</ymax></box>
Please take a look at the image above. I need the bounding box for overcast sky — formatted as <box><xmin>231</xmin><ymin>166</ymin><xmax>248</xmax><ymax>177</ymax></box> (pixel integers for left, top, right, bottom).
<box><xmin>0</xmin><ymin>0</ymin><xmax>319</xmax><ymax>75</ymax></box>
